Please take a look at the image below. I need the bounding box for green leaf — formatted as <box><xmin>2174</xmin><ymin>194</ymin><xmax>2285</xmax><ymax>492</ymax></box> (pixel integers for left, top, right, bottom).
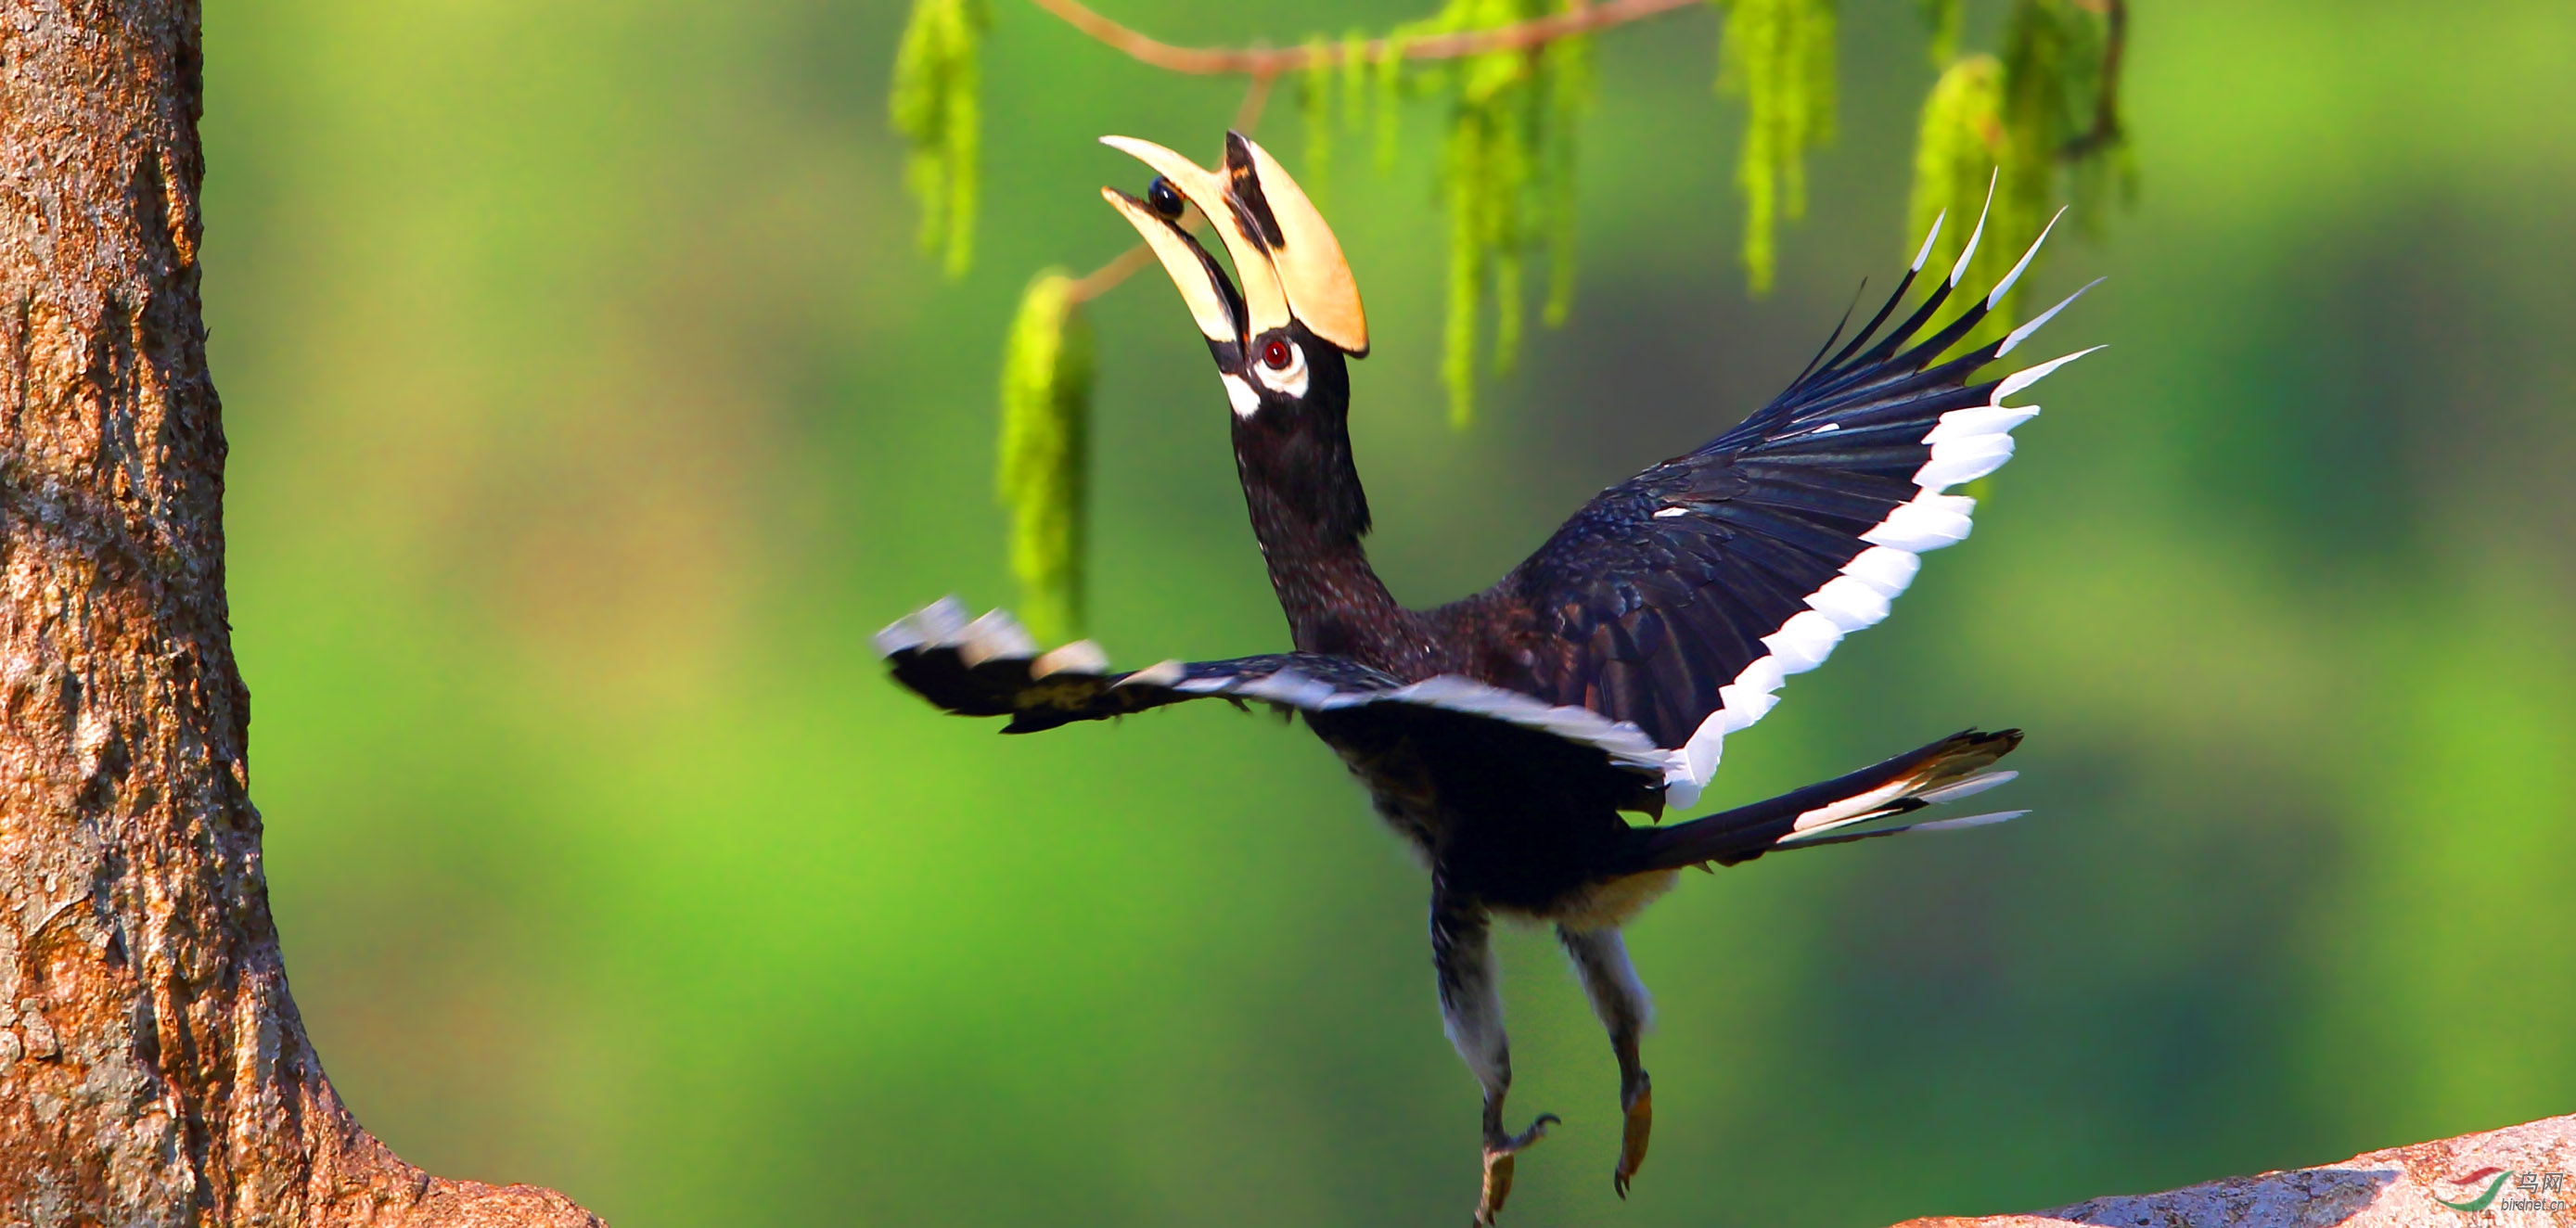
<box><xmin>890</xmin><ymin>0</ymin><xmax>987</xmax><ymax>278</ymax></box>
<box><xmin>996</xmin><ymin>271</ymin><xmax>1095</xmax><ymax>641</ymax></box>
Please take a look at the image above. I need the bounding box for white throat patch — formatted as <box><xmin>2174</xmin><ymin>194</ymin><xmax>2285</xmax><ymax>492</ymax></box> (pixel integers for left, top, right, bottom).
<box><xmin>1221</xmin><ymin>373</ymin><xmax>1262</xmax><ymax>418</ymax></box>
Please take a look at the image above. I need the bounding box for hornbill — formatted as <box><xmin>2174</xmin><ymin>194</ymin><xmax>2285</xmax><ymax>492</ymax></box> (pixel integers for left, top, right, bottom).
<box><xmin>878</xmin><ymin>132</ymin><xmax>2098</xmax><ymax>1223</ymax></box>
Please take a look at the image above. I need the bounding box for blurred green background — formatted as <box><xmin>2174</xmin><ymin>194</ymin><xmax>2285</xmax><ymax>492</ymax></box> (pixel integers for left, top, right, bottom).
<box><xmin>200</xmin><ymin>1</ymin><xmax>2575</xmax><ymax>1223</ymax></box>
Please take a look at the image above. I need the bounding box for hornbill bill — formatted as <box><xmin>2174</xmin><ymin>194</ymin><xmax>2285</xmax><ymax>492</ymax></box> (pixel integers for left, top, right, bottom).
<box><xmin>878</xmin><ymin>132</ymin><xmax>2098</xmax><ymax>1223</ymax></box>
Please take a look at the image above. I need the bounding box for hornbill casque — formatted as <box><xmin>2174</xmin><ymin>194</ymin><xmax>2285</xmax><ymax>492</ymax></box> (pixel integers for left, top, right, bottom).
<box><xmin>878</xmin><ymin>132</ymin><xmax>2098</xmax><ymax>1223</ymax></box>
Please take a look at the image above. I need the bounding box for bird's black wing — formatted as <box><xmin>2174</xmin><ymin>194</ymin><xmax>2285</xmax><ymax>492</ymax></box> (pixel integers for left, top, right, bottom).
<box><xmin>877</xmin><ymin>598</ymin><xmax>1674</xmax><ymax>813</ymax></box>
<box><xmin>1483</xmin><ymin>204</ymin><xmax>2101</xmax><ymax>811</ymax></box>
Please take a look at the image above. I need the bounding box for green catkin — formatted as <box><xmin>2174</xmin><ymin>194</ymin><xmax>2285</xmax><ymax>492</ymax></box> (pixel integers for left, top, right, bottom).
<box><xmin>1541</xmin><ymin>30</ymin><xmax>1593</xmax><ymax>326</ymax></box>
<box><xmin>1716</xmin><ymin>0</ymin><xmax>1836</xmax><ymax>297</ymax></box>
<box><xmin>1442</xmin><ymin>108</ymin><xmax>1488</xmax><ymax>428</ymax></box>
<box><xmin>996</xmin><ymin>272</ymin><xmax>1095</xmax><ymax>642</ymax></box>
<box><xmin>1374</xmin><ymin>37</ymin><xmax>1408</xmax><ymax>173</ymax></box>
<box><xmin>890</xmin><ymin>0</ymin><xmax>986</xmax><ymax>278</ymax></box>
<box><xmin>1908</xmin><ymin>53</ymin><xmax>2004</xmax><ymax>281</ymax></box>
<box><xmin>1903</xmin><ymin>0</ymin><xmax>2122</xmax><ymax>348</ymax></box>
<box><xmin>1430</xmin><ymin>0</ymin><xmax>1595</xmax><ymax>426</ymax></box>
<box><xmin>1919</xmin><ymin>0</ymin><xmax>1963</xmax><ymax>65</ymax></box>
<box><xmin>1301</xmin><ymin>36</ymin><xmax>1336</xmax><ymax>204</ymax></box>
<box><xmin>1342</xmin><ymin>32</ymin><xmax>1373</xmax><ymax>134</ymax></box>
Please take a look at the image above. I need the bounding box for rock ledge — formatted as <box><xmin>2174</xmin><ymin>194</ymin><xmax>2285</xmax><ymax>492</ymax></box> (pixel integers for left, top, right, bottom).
<box><xmin>1897</xmin><ymin>1114</ymin><xmax>2576</xmax><ymax>1228</ymax></box>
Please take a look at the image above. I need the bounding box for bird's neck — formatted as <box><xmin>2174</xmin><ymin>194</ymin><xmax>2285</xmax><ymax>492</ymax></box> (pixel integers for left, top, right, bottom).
<box><xmin>1231</xmin><ymin>405</ymin><xmax>1415</xmax><ymax>667</ymax></box>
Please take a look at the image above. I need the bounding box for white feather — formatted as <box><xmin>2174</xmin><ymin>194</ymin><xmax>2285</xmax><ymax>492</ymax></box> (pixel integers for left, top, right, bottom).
<box><xmin>1733</xmin><ymin>655</ymin><xmax>1788</xmax><ymax>699</ymax></box>
<box><xmin>1121</xmin><ymin>659</ymin><xmax>1186</xmax><ymax>688</ymax></box>
<box><xmin>955</xmin><ymin>609</ymin><xmax>1037</xmax><ymax>666</ymax></box>
<box><xmin>1916</xmin><ymin>770</ymin><xmax>2019</xmax><ymax>805</ymax></box>
<box><xmin>1806</xmin><ymin>575</ymin><xmax>1892</xmax><ymax>632</ymax></box>
<box><xmin>1031</xmin><ymin>640</ymin><xmax>1109</xmax><ymax>678</ymax></box>
<box><xmin>1947</xmin><ymin>171</ymin><xmax>1998</xmax><ymax>288</ymax></box>
<box><xmin>1993</xmin><ymin>345</ymin><xmax>2106</xmax><ymax>403</ymax></box>
<box><xmin>1915</xmin><ymin>433</ymin><xmax>2019</xmax><ymax>491</ymax></box>
<box><xmin>1680</xmin><ymin>712</ymin><xmax>1727</xmax><ymax>789</ymax></box>
<box><xmin>1922</xmin><ymin>404</ymin><xmax>2040</xmax><ymax>444</ymax></box>
<box><xmin>1791</xmin><ymin>777</ymin><xmax>1917</xmax><ymax>834</ymax></box>
<box><xmin>1761</xmin><ymin>610</ymin><xmax>1846</xmax><ymax>675</ymax></box>
<box><xmin>1911</xmin><ymin>210</ymin><xmax>1947</xmax><ymax>273</ymax></box>
<box><xmin>1909</xmin><ymin>810</ymin><xmax>2028</xmax><ymax>832</ymax></box>
<box><xmin>1839</xmin><ymin>546</ymin><xmax>1921</xmax><ymax>598</ymax></box>
<box><xmin>1997</xmin><ymin>277</ymin><xmax>2104</xmax><ymax>358</ymax></box>
<box><xmin>1861</xmin><ymin>492</ymin><xmax>1978</xmax><ymax>553</ymax></box>
<box><xmin>1714</xmin><ymin>683</ymin><xmax>1776</xmax><ymax>734</ymax></box>
<box><xmin>1985</xmin><ymin>207</ymin><xmax>2068</xmax><ymax>311</ymax></box>
<box><xmin>920</xmin><ymin>598</ymin><xmax>972</xmax><ymax>641</ymax></box>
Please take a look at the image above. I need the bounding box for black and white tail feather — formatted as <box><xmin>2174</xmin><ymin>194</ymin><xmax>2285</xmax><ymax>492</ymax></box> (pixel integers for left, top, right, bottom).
<box><xmin>879</xmin><ymin>185</ymin><xmax>2091</xmax><ymax>859</ymax></box>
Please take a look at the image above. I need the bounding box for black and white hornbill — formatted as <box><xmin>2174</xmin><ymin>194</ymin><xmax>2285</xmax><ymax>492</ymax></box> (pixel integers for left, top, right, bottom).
<box><xmin>878</xmin><ymin>132</ymin><xmax>2097</xmax><ymax>1223</ymax></box>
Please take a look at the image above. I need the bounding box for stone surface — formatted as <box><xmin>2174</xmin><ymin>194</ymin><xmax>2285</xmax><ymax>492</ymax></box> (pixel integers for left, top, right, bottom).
<box><xmin>1899</xmin><ymin>1115</ymin><xmax>2576</xmax><ymax>1228</ymax></box>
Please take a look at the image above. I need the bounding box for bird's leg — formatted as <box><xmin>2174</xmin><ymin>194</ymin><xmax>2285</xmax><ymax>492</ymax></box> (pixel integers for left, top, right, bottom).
<box><xmin>1559</xmin><ymin>924</ymin><xmax>1654</xmax><ymax>1198</ymax></box>
<box><xmin>1433</xmin><ymin>886</ymin><xmax>1556</xmax><ymax>1226</ymax></box>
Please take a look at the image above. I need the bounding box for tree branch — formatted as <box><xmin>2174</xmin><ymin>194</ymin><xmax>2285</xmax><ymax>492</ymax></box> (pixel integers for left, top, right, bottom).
<box><xmin>1067</xmin><ymin>243</ymin><xmax>1155</xmax><ymax>304</ymax></box>
<box><xmin>1025</xmin><ymin>0</ymin><xmax>1702</xmax><ymax>76</ymax></box>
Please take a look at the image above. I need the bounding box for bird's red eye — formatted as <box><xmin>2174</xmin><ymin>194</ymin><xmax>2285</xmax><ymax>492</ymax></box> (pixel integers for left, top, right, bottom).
<box><xmin>1262</xmin><ymin>339</ymin><xmax>1291</xmax><ymax>369</ymax></box>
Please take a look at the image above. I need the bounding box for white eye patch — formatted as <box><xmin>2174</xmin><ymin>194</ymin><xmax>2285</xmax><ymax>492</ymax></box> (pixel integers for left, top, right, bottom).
<box><xmin>1251</xmin><ymin>339</ymin><xmax>1310</xmax><ymax>399</ymax></box>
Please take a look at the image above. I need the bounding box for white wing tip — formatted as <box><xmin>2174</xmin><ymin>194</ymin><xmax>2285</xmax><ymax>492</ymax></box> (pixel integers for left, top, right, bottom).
<box><xmin>1032</xmin><ymin>640</ymin><xmax>1110</xmax><ymax>678</ymax></box>
<box><xmin>1996</xmin><ymin>275</ymin><xmax>2106</xmax><ymax>357</ymax></box>
<box><xmin>1911</xmin><ymin>809</ymin><xmax>2030</xmax><ymax>832</ymax></box>
<box><xmin>1993</xmin><ymin>344</ymin><xmax>2108</xmax><ymax>404</ymax></box>
<box><xmin>874</xmin><ymin>595</ymin><xmax>969</xmax><ymax>657</ymax></box>
<box><xmin>1911</xmin><ymin>211</ymin><xmax>1948</xmax><ymax>273</ymax></box>
<box><xmin>1984</xmin><ymin>206</ymin><xmax>2070</xmax><ymax>311</ymax></box>
<box><xmin>1916</xmin><ymin>769</ymin><xmax>2019</xmax><ymax>806</ymax></box>
<box><xmin>1119</xmin><ymin>659</ymin><xmax>1186</xmax><ymax>688</ymax></box>
<box><xmin>954</xmin><ymin>609</ymin><xmax>1038</xmax><ymax>667</ymax></box>
<box><xmin>1947</xmin><ymin>170</ymin><xmax>1999</xmax><ymax>288</ymax></box>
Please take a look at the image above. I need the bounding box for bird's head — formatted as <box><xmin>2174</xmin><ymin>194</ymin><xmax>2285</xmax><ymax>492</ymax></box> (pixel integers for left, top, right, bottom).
<box><xmin>1099</xmin><ymin>132</ymin><xmax>1368</xmax><ymax>423</ymax></box>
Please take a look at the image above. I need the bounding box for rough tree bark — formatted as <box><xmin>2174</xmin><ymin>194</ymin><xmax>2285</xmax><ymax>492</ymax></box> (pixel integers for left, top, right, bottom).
<box><xmin>0</xmin><ymin>3</ymin><xmax>602</xmax><ymax>1223</ymax></box>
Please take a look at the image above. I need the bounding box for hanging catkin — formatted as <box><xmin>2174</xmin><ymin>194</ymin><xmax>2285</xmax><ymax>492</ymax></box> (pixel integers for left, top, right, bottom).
<box><xmin>1717</xmin><ymin>0</ymin><xmax>1836</xmax><ymax>297</ymax></box>
<box><xmin>891</xmin><ymin>0</ymin><xmax>987</xmax><ymax>277</ymax></box>
<box><xmin>997</xmin><ymin>272</ymin><xmax>1095</xmax><ymax>641</ymax></box>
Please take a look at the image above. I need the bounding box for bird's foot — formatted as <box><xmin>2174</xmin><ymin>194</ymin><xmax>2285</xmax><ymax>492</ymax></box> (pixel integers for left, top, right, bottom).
<box><xmin>1474</xmin><ymin>1112</ymin><xmax>1559</xmax><ymax>1226</ymax></box>
<box><xmin>1613</xmin><ymin>1078</ymin><xmax>1652</xmax><ymax>1198</ymax></box>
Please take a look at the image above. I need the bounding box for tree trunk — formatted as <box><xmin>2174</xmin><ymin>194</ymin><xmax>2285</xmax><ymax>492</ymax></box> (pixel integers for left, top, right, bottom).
<box><xmin>0</xmin><ymin>3</ymin><xmax>601</xmax><ymax>1223</ymax></box>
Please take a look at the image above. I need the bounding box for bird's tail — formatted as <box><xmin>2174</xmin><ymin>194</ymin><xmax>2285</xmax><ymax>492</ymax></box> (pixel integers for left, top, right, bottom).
<box><xmin>1615</xmin><ymin>729</ymin><xmax>2026</xmax><ymax>873</ymax></box>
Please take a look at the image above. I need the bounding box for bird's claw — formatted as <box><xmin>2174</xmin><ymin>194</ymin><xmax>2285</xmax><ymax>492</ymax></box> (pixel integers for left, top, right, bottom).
<box><xmin>1474</xmin><ymin>1113</ymin><xmax>1559</xmax><ymax>1226</ymax></box>
<box><xmin>1613</xmin><ymin>1083</ymin><xmax>1651</xmax><ymax>1198</ymax></box>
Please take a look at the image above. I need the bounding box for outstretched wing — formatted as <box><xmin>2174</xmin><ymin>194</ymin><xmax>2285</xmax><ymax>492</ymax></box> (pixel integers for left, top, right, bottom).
<box><xmin>1482</xmin><ymin>202</ymin><xmax>2101</xmax><ymax>811</ymax></box>
<box><xmin>877</xmin><ymin>597</ymin><xmax>1676</xmax><ymax>812</ymax></box>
